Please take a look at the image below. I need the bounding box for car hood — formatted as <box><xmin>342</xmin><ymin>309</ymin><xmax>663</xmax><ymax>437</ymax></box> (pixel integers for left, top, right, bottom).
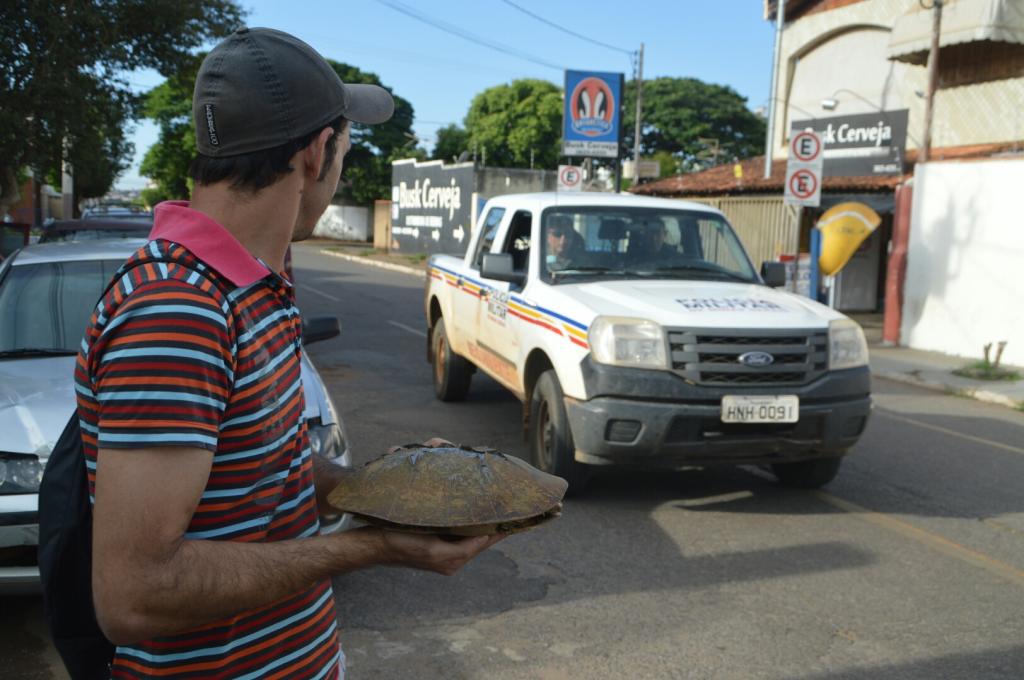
<box><xmin>0</xmin><ymin>355</ymin><xmax>333</xmax><ymax>461</ymax></box>
<box><xmin>0</xmin><ymin>356</ymin><xmax>77</xmax><ymax>458</ymax></box>
<box><xmin>565</xmin><ymin>279</ymin><xmax>844</xmax><ymax>329</ymax></box>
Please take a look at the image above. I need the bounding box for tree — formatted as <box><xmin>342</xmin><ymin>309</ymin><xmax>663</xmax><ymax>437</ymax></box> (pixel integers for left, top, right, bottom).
<box><xmin>139</xmin><ymin>58</ymin><xmax>414</xmax><ymax>206</ymax></box>
<box><xmin>464</xmin><ymin>79</ymin><xmax>562</xmax><ymax>169</ymax></box>
<box><xmin>432</xmin><ymin>125</ymin><xmax>469</xmax><ymax>163</ymax></box>
<box><xmin>622</xmin><ymin>77</ymin><xmax>766</xmax><ymax>173</ymax></box>
<box><xmin>138</xmin><ymin>55</ymin><xmax>203</xmax><ymax>202</ymax></box>
<box><xmin>0</xmin><ymin>1</ymin><xmax>244</xmax><ymax>216</ymax></box>
<box><xmin>326</xmin><ymin>62</ymin><xmax>416</xmax><ymax>205</ymax></box>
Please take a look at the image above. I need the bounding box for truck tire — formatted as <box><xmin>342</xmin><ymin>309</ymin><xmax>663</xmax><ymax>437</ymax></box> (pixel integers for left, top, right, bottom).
<box><xmin>771</xmin><ymin>456</ymin><xmax>843</xmax><ymax>489</ymax></box>
<box><xmin>529</xmin><ymin>370</ymin><xmax>590</xmax><ymax>494</ymax></box>
<box><xmin>432</xmin><ymin>318</ymin><xmax>472</xmax><ymax>401</ymax></box>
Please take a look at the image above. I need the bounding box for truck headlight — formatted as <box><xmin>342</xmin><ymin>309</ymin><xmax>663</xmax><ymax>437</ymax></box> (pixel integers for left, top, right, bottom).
<box><xmin>829</xmin><ymin>319</ymin><xmax>869</xmax><ymax>370</ymax></box>
<box><xmin>588</xmin><ymin>317</ymin><xmax>668</xmax><ymax>369</ymax></box>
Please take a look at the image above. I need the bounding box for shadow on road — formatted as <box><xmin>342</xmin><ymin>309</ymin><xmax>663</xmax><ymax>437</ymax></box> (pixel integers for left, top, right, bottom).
<box><xmin>791</xmin><ymin>643</ymin><xmax>1024</xmax><ymax>680</ymax></box>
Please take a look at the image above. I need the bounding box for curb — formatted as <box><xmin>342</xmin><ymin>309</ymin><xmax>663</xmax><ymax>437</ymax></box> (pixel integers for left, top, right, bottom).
<box><xmin>872</xmin><ymin>370</ymin><xmax>1022</xmax><ymax>410</ymax></box>
<box><xmin>318</xmin><ymin>249</ymin><xmax>426</xmax><ymax>279</ymax></box>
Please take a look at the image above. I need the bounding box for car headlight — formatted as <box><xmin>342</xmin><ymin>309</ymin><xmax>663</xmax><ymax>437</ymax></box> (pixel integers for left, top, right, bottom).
<box><xmin>588</xmin><ymin>316</ymin><xmax>668</xmax><ymax>369</ymax></box>
<box><xmin>829</xmin><ymin>319</ymin><xmax>869</xmax><ymax>370</ymax></box>
<box><xmin>0</xmin><ymin>455</ymin><xmax>44</xmax><ymax>494</ymax></box>
<box><xmin>307</xmin><ymin>421</ymin><xmax>349</xmax><ymax>463</ymax></box>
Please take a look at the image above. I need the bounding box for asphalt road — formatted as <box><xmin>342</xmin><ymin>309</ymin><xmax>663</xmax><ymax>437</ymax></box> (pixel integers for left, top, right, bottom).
<box><xmin>5</xmin><ymin>243</ymin><xmax>1024</xmax><ymax>679</ymax></box>
<box><xmin>292</xmin><ymin>245</ymin><xmax>1024</xmax><ymax>680</ymax></box>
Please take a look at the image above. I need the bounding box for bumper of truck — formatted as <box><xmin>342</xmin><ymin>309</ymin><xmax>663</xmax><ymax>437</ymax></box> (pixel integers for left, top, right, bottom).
<box><xmin>565</xmin><ymin>359</ymin><xmax>871</xmax><ymax>467</ymax></box>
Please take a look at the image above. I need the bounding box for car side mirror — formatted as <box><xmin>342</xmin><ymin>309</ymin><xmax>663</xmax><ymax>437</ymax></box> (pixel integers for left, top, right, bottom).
<box><xmin>761</xmin><ymin>261</ymin><xmax>786</xmax><ymax>288</ymax></box>
<box><xmin>481</xmin><ymin>253</ymin><xmax>525</xmax><ymax>286</ymax></box>
<box><xmin>302</xmin><ymin>315</ymin><xmax>341</xmax><ymax>345</ymax></box>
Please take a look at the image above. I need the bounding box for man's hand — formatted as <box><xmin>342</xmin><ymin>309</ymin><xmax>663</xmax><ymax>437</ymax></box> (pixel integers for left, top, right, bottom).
<box><xmin>362</xmin><ymin>528</ymin><xmax>505</xmax><ymax>576</ymax></box>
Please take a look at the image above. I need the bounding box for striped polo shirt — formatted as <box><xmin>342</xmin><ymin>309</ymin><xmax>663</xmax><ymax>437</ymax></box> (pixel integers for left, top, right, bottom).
<box><xmin>75</xmin><ymin>201</ymin><xmax>341</xmax><ymax>679</ymax></box>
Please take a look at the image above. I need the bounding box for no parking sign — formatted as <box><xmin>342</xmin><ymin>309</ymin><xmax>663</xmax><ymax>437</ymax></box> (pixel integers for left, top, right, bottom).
<box><xmin>557</xmin><ymin>165</ymin><xmax>583</xmax><ymax>192</ymax></box>
<box><xmin>784</xmin><ymin>130</ymin><xmax>823</xmax><ymax>208</ymax></box>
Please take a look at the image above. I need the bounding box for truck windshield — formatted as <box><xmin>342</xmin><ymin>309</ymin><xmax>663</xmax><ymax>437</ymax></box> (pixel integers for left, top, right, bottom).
<box><xmin>541</xmin><ymin>207</ymin><xmax>758</xmax><ymax>284</ymax></box>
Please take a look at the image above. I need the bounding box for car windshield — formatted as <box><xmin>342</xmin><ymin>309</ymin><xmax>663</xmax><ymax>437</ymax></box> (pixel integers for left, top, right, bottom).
<box><xmin>541</xmin><ymin>207</ymin><xmax>758</xmax><ymax>284</ymax></box>
<box><xmin>40</xmin><ymin>227</ymin><xmax>151</xmax><ymax>243</ymax></box>
<box><xmin>0</xmin><ymin>259</ymin><xmax>124</xmax><ymax>354</ymax></box>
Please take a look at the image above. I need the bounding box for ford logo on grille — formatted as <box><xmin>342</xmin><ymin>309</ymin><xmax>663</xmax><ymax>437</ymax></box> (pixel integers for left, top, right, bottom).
<box><xmin>739</xmin><ymin>351</ymin><xmax>775</xmax><ymax>367</ymax></box>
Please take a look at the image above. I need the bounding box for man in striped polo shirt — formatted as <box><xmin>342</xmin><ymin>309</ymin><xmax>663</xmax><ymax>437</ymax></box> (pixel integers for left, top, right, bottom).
<box><xmin>78</xmin><ymin>28</ymin><xmax>502</xmax><ymax>679</ymax></box>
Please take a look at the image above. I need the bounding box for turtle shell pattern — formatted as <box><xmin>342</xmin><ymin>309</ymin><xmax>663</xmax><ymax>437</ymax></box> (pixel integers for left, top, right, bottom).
<box><xmin>327</xmin><ymin>445</ymin><xmax>567</xmax><ymax>534</ymax></box>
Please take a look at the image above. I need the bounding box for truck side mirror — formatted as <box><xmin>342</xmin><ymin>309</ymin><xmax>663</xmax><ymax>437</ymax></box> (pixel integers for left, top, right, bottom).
<box><xmin>481</xmin><ymin>253</ymin><xmax>525</xmax><ymax>286</ymax></box>
<box><xmin>302</xmin><ymin>315</ymin><xmax>341</xmax><ymax>345</ymax></box>
<box><xmin>761</xmin><ymin>261</ymin><xmax>786</xmax><ymax>288</ymax></box>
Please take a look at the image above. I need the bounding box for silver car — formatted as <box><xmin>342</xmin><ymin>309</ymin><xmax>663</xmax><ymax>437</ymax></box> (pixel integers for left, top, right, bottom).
<box><xmin>0</xmin><ymin>238</ymin><xmax>351</xmax><ymax>593</ymax></box>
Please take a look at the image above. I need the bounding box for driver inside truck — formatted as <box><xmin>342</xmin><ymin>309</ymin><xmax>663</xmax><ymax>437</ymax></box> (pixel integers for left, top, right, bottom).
<box><xmin>545</xmin><ymin>215</ymin><xmax>584</xmax><ymax>272</ymax></box>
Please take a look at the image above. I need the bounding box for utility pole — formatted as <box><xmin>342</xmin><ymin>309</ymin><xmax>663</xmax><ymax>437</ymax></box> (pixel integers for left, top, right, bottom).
<box><xmin>632</xmin><ymin>42</ymin><xmax>644</xmax><ymax>187</ymax></box>
<box><xmin>920</xmin><ymin>0</ymin><xmax>943</xmax><ymax>163</ymax></box>
<box><xmin>764</xmin><ymin>0</ymin><xmax>786</xmax><ymax>178</ymax></box>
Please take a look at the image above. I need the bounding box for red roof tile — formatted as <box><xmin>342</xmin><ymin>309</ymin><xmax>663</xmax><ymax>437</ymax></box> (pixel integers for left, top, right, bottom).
<box><xmin>631</xmin><ymin>142</ymin><xmax>1022</xmax><ymax>198</ymax></box>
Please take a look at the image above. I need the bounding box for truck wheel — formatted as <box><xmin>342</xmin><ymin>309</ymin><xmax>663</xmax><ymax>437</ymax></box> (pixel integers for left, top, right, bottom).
<box><xmin>432</xmin><ymin>318</ymin><xmax>472</xmax><ymax>401</ymax></box>
<box><xmin>771</xmin><ymin>456</ymin><xmax>843</xmax><ymax>489</ymax></box>
<box><xmin>529</xmin><ymin>370</ymin><xmax>591</xmax><ymax>494</ymax></box>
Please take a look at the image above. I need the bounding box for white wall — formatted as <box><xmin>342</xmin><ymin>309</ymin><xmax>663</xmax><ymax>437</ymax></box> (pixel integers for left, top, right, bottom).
<box><xmin>901</xmin><ymin>159</ymin><xmax>1024</xmax><ymax>366</ymax></box>
<box><xmin>313</xmin><ymin>204</ymin><xmax>369</xmax><ymax>241</ymax></box>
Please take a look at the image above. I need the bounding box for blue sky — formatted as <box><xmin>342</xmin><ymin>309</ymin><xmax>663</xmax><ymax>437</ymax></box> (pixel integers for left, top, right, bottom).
<box><xmin>116</xmin><ymin>0</ymin><xmax>776</xmax><ymax>190</ymax></box>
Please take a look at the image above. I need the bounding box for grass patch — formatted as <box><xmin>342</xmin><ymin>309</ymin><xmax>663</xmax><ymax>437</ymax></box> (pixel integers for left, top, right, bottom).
<box><xmin>357</xmin><ymin>248</ymin><xmax>379</xmax><ymax>257</ymax></box>
<box><xmin>405</xmin><ymin>253</ymin><xmax>428</xmax><ymax>265</ymax></box>
<box><xmin>952</xmin><ymin>361</ymin><xmax>1021</xmax><ymax>381</ymax></box>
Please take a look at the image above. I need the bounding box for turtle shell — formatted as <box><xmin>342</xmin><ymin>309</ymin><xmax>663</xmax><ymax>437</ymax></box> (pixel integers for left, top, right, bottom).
<box><xmin>326</xmin><ymin>446</ymin><xmax>567</xmax><ymax>535</ymax></box>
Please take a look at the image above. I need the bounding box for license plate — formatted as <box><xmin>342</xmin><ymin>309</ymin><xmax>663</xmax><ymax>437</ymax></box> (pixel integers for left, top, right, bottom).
<box><xmin>721</xmin><ymin>395</ymin><xmax>799</xmax><ymax>423</ymax></box>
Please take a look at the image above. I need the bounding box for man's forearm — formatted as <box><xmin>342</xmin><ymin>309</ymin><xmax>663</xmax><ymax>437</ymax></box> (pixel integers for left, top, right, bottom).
<box><xmin>98</xmin><ymin>528</ymin><xmax>385</xmax><ymax>645</ymax></box>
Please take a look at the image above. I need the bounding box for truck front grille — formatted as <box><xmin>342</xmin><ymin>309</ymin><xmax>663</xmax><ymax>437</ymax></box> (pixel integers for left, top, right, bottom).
<box><xmin>667</xmin><ymin>328</ymin><xmax>828</xmax><ymax>386</ymax></box>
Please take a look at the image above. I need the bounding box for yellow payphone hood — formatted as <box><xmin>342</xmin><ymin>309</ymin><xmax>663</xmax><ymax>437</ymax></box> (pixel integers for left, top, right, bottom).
<box><xmin>816</xmin><ymin>202</ymin><xmax>881</xmax><ymax>276</ymax></box>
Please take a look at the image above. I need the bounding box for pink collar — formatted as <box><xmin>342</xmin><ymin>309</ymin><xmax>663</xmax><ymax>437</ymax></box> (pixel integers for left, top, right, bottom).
<box><xmin>150</xmin><ymin>201</ymin><xmax>271</xmax><ymax>288</ymax></box>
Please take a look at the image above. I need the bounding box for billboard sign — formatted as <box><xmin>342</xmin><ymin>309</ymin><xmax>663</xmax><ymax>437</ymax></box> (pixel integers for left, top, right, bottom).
<box><xmin>562</xmin><ymin>70</ymin><xmax>624</xmax><ymax>159</ymax></box>
<box><xmin>391</xmin><ymin>159</ymin><xmax>475</xmax><ymax>255</ymax></box>
<box><xmin>791</xmin><ymin>109</ymin><xmax>908</xmax><ymax>177</ymax></box>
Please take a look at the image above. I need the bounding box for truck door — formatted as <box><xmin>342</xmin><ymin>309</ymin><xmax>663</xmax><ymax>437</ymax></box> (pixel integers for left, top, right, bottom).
<box><xmin>451</xmin><ymin>206</ymin><xmax>507</xmax><ymax>347</ymax></box>
<box><xmin>476</xmin><ymin>209</ymin><xmax>532</xmax><ymax>389</ymax></box>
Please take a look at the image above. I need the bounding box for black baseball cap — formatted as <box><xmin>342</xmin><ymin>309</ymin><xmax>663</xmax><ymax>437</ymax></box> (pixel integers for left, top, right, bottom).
<box><xmin>193</xmin><ymin>27</ymin><xmax>395</xmax><ymax>156</ymax></box>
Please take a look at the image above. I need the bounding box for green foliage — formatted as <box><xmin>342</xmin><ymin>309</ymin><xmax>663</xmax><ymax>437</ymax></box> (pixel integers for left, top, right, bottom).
<box><xmin>464</xmin><ymin>79</ymin><xmax>562</xmax><ymax>169</ymax></box>
<box><xmin>0</xmin><ymin>0</ymin><xmax>244</xmax><ymax>212</ymax></box>
<box><xmin>326</xmin><ymin>61</ymin><xmax>416</xmax><ymax>205</ymax></box>
<box><xmin>622</xmin><ymin>78</ymin><xmax>766</xmax><ymax>172</ymax></box>
<box><xmin>138</xmin><ymin>58</ymin><xmax>415</xmax><ymax>205</ymax></box>
<box><xmin>650</xmin><ymin>150</ymin><xmax>681</xmax><ymax>179</ymax></box>
<box><xmin>432</xmin><ymin>125</ymin><xmax>469</xmax><ymax>163</ymax></box>
<box><xmin>139</xmin><ymin>59</ymin><xmax>201</xmax><ymax>200</ymax></box>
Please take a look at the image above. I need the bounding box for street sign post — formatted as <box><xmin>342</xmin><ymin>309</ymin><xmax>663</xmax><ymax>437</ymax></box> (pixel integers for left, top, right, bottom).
<box><xmin>557</xmin><ymin>164</ymin><xmax>583</xmax><ymax>192</ymax></box>
<box><xmin>784</xmin><ymin>129</ymin><xmax>823</xmax><ymax>208</ymax></box>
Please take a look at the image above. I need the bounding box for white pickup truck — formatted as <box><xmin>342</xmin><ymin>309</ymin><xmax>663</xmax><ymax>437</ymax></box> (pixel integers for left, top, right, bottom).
<box><xmin>424</xmin><ymin>192</ymin><xmax>871</xmax><ymax>492</ymax></box>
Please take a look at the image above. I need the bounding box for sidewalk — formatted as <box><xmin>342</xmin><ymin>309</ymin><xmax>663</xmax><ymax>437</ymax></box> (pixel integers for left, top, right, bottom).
<box><xmin>312</xmin><ymin>244</ymin><xmax>1024</xmax><ymax>412</ymax></box>
<box><xmin>868</xmin><ymin>343</ymin><xmax>1024</xmax><ymax>410</ymax></box>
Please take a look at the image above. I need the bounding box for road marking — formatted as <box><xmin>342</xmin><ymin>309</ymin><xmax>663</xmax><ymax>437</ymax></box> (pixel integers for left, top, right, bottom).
<box><xmin>816</xmin><ymin>491</ymin><xmax>1024</xmax><ymax>588</ymax></box>
<box><xmin>875</xmin><ymin>409</ymin><xmax>1024</xmax><ymax>455</ymax></box>
<box><xmin>298</xmin><ymin>283</ymin><xmax>340</xmax><ymax>302</ymax></box>
<box><xmin>388</xmin><ymin>320</ymin><xmax>426</xmax><ymax>337</ymax></box>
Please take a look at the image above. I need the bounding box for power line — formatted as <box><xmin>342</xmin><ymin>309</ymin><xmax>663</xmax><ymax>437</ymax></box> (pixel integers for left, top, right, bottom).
<box><xmin>374</xmin><ymin>0</ymin><xmax>564</xmax><ymax>72</ymax></box>
<box><xmin>498</xmin><ymin>0</ymin><xmax>634</xmax><ymax>56</ymax></box>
